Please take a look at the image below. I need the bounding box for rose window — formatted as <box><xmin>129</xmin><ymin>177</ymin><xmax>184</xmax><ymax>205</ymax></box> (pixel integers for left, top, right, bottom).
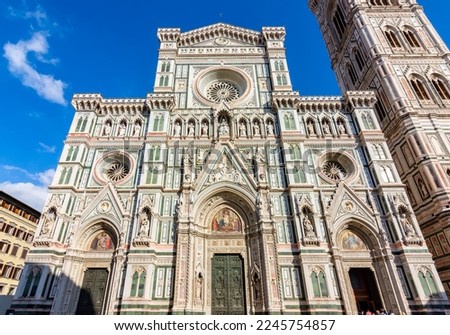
<box><xmin>206</xmin><ymin>81</ymin><xmax>240</xmax><ymax>103</ymax></box>
<box><xmin>106</xmin><ymin>161</ymin><xmax>130</xmax><ymax>182</ymax></box>
<box><xmin>321</xmin><ymin>161</ymin><xmax>347</xmax><ymax>181</ymax></box>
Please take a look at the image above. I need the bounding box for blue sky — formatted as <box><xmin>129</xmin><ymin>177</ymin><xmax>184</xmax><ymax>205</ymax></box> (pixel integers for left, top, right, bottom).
<box><xmin>0</xmin><ymin>0</ymin><xmax>448</xmax><ymax>211</ymax></box>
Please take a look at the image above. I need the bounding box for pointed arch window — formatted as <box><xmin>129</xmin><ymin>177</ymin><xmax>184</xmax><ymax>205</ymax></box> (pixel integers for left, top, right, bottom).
<box><xmin>311</xmin><ymin>270</ymin><xmax>329</xmax><ymax>297</ymax></box>
<box><xmin>75</xmin><ymin>117</ymin><xmax>83</xmax><ymax>132</ymax></box>
<box><xmin>402</xmin><ymin>29</ymin><xmax>421</xmax><ymax>48</ymax></box>
<box><xmin>410</xmin><ymin>77</ymin><xmax>431</xmax><ymax>100</ymax></box>
<box><xmin>347</xmin><ymin>63</ymin><xmax>358</xmax><ymax>85</ymax></box>
<box><xmin>353</xmin><ymin>48</ymin><xmax>365</xmax><ymax>71</ymax></box>
<box><xmin>159</xmin><ymin>75</ymin><xmax>169</xmax><ymax>87</ymax></box>
<box><xmin>432</xmin><ymin>77</ymin><xmax>450</xmax><ymax>100</ymax></box>
<box><xmin>385</xmin><ymin>30</ymin><xmax>401</xmax><ymax>48</ymax></box>
<box><xmin>22</xmin><ymin>267</ymin><xmax>42</xmax><ymax>297</ymax></box>
<box><xmin>130</xmin><ymin>269</ymin><xmax>146</xmax><ymax>297</ymax></box>
<box><xmin>284</xmin><ymin>113</ymin><xmax>295</xmax><ymax>130</ymax></box>
<box><xmin>80</xmin><ymin>117</ymin><xmax>88</xmax><ymax>132</ymax></box>
<box><xmin>160</xmin><ymin>62</ymin><xmax>170</xmax><ymax>72</ymax></box>
<box><xmin>332</xmin><ymin>5</ymin><xmax>347</xmax><ymax>40</ymax></box>
<box><xmin>418</xmin><ymin>270</ymin><xmax>439</xmax><ymax>297</ymax></box>
<box><xmin>277</xmin><ymin>74</ymin><xmax>288</xmax><ymax>86</ymax></box>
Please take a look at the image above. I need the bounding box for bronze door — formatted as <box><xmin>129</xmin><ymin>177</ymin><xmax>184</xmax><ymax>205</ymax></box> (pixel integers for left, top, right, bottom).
<box><xmin>211</xmin><ymin>254</ymin><xmax>246</xmax><ymax>315</ymax></box>
<box><xmin>76</xmin><ymin>268</ymin><xmax>108</xmax><ymax>315</ymax></box>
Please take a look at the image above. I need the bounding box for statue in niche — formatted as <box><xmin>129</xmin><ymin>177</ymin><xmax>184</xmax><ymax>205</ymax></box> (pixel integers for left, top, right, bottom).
<box><xmin>103</xmin><ymin>121</ymin><xmax>112</xmax><ymax>136</ymax></box>
<box><xmin>174</xmin><ymin>121</ymin><xmax>181</xmax><ymax>137</ymax></box>
<box><xmin>267</xmin><ymin>121</ymin><xmax>275</xmax><ymax>135</ymax></box>
<box><xmin>255</xmin><ymin>147</ymin><xmax>266</xmax><ymax>181</ymax></box>
<box><xmin>322</xmin><ymin>121</ymin><xmax>330</xmax><ymax>134</ymax></box>
<box><xmin>302</xmin><ymin>213</ymin><xmax>316</xmax><ymax>238</ymax></box>
<box><xmin>118</xmin><ymin>121</ymin><xmax>126</xmax><ymax>136</ymax></box>
<box><xmin>417</xmin><ymin>176</ymin><xmax>429</xmax><ymax>197</ymax></box>
<box><xmin>138</xmin><ymin>210</ymin><xmax>151</xmax><ymax>237</ymax></box>
<box><xmin>183</xmin><ymin>151</ymin><xmax>193</xmax><ymax>182</ymax></box>
<box><xmin>239</xmin><ymin>122</ymin><xmax>247</xmax><ymax>137</ymax></box>
<box><xmin>133</xmin><ymin>122</ymin><xmax>141</xmax><ymax>136</ymax></box>
<box><xmin>252</xmin><ymin>272</ymin><xmax>261</xmax><ymax>300</ymax></box>
<box><xmin>307</xmin><ymin>121</ymin><xmax>315</xmax><ymax>135</ymax></box>
<box><xmin>338</xmin><ymin>120</ymin><xmax>346</xmax><ymax>134</ymax></box>
<box><xmin>218</xmin><ymin>117</ymin><xmax>229</xmax><ymax>136</ymax></box>
<box><xmin>253</xmin><ymin>122</ymin><xmax>261</xmax><ymax>136</ymax></box>
<box><xmin>201</xmin><ymin>122</ymin><xmax>208</xmax><ymax>136</ymax></box>
<box><xmin>41</xmin><ymin>208</ymin><xmax>57</xmax><ymax>236</ymax></box>
<box><xmin>400</xmin><ymin>213</ymin><xmax>416</xmax><ymax>237</ymax></box>
<box><xmin>188</xmin><ymin>122</ymin><xmax>195</xmax><ymax>136</ymax></box>
<box><xmin>195</xmin><ymin>273</ymin><xmax>203</xmax><ymax>299</ymax></box>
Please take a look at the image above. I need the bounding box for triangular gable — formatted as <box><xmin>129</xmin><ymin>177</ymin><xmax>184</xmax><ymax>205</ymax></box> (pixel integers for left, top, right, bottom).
<box><xmin>327</xmin><ymin>182</ymin><xmax>376</xmax><ymax>228</ymax></box>
<box><xmin>79</xmin><ymin>182</ymin><xmax>128</xmax><ymax>226</ymax></box>
<box><xmin>178</xmin><ymin>23</ymin><xmax>263</xmax><ymax>47</ymax></box>
<box><xmin>195</xmin><ymin>143</ymin><xmax>257</xmax><ymax>194</ymax></box>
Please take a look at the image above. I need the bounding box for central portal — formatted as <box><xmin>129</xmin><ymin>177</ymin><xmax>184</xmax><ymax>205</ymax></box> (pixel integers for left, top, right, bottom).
<box><xmin>211</xmin><ymin>254</ymin><xmax>246</xmax><ymax>315</ymax></box>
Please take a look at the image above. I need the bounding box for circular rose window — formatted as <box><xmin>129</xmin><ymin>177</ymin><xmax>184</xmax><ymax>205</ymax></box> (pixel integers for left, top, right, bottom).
<box><xmin>93</xmin><ymin>151</ymin><xmax>133</xmax><ymax>185</ymax></box>
<box><xmin>206</xmin><ymin>81</ymin><xmax>240</xmax><ymax>103</ymax></box>
<box><xmin>106</xmin><ymin>161</ymin><xmax>130</xmax><ymax>182</ymax></box>
<box><xmin>321</xmin><ymin>161</ymin><xmax>347</xmax><ymax>181</ymax></box>
<box><xmin>318</xmin><ymin>152</ymin><xmax>357</xmax><ymax>184</ymax></box>
<box><xmin>193</xmin><ymin>66</ymin><xmax>251</xmax><ymax>106</ymax></box>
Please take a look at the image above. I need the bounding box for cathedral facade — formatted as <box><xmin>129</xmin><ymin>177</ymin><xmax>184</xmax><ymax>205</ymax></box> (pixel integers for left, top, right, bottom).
<box><xmin>9</xmin><ymin>0</ymin><xmax>450</xmax><ymax>315</ymax></box>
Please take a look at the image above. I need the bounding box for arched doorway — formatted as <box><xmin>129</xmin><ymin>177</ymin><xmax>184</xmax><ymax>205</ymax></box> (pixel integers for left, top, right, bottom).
<box><xmin>336</xmin><ymin>227</ymin><xmax>386</xmax><ymax>314</ymax></box>
<box><xmin>349</xmin><ymin>268</ymin><xmax>383</xmax><ymax>313</ymax></box>
<box><xmin>75</xmin><ymin>230</ymin><xmax>116</xmax><ymax>315</ymax></box>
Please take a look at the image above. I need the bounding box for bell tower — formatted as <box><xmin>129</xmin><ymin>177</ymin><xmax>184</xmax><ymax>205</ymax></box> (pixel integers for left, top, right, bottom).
<box><xmin>309</xmin><ymin>0</ymin><xmax>450</xmax><ymax>297</ymax></box>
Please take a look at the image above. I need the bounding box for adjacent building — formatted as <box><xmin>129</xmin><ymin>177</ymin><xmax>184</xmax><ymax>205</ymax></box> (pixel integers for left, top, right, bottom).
<box><xmin>9</xmin><ymin>0</ymin><xmax>450</xmax><ymax>315</ymax></box>
<box><xmin>0</xmin><ymin>191</ymin><xmax>40</xmax><ymax>313</ymax></box>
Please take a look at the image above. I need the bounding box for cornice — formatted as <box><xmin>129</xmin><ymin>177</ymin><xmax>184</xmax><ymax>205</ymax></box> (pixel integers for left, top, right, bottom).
<box><xmin>345</xmin><ymin>90</ymin><xmax>377</xmax><ymax>109</ymax></box>
<box><xmin>146</xmin><ymin>93</ymin><xmax>176</xmax><ymax>110</ymax></box>
<box><xmin>72</xmin><ymin>94</ymin><xmax>148</xmax><ymax>115</ymax></box>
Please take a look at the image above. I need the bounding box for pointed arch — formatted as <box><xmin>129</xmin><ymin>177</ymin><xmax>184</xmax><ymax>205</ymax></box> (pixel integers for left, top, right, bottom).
<box><xmin>431</xmin><ymin>74</ymin><xmax>450</xmax><ymax>100</ymax></box>
<box><xmin>409</xmin><ymin>75</ymin><xmax>431</xmax><ymax>100</ymax></box>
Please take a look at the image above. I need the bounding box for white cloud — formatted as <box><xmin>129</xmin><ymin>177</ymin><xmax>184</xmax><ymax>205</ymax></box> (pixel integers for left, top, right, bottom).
<box><xmin>0</xmin><ymin>181</ymin><xmax>49</xmax><ymax>211</ymax></box>
<box><xmin>38</xmin><ymin>142</ymin><xmax>56</xmax><ymax>153</ymax></box>
<box><xmin>0</xmin><ymin>166</ymin><xmax>55</xmax><ymax>211</ymax></box>
<box><xmin>8</xmin><ymin>5</ymin><xmax>48</xmax><ymax>28</ymax></box>
<box><xmin>3</xmin><ymin>32</ymin><xmax>67</xmax><ymax>105</ymax></box>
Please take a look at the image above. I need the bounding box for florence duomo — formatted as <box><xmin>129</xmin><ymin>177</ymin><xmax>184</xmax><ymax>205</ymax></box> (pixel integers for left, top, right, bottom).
<box><xmin>8</xmin><ymin>0</ymin><xmax>450</xmax><ymax>315</ymax></box>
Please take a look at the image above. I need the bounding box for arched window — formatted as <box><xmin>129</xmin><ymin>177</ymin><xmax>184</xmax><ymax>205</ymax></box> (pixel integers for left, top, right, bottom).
<box><xmin>275</xmin><ymin>60</ymin><xmax>285</xmax><ymax>71</ymax></box>
<box><xmin>75</xmin><ymin>118</ymin><xmax>83</xmax><ymax>132</ymax></box>
<box><xmin>159</xmin><ymin>75</ymin><xmax>169</xmax><ymax>87</ymax></box>
<box><xmin>277</xmin><ymin>74</ymin><xmax>287</xmax><ymax>86</ymax></box>
<box><xmin>65</xmin><ymin>167</ymin><xmax>72</xmax><ymax>184</ymax></box>
<box><xmin>410</xmin><ymin>77</ymin><xmax>431</xmax><ymax>100</ymax></box>
<box><xmin>418</xmin><ymin>270</ymin><xmax>439</xmax><ymax>297</ymax></box>
<box><xmin>402</xmin><ymin>29</ymin><xmax>421</xmax><ymax>48</ymax></box>
<box><xmin>431</xmin><ymin>77</ymin><xmax>450</xmax><ymax>100</ymax></box>
<box><xmin>311</xmin><ymin>270</ymin><xmax>328</xmax><ymax>297</ymax></box>
<box><xmin>58</xmin><ymin>168</ymin><xmax>67</xmax><ymax>184</ymax></box>
<box><xmin>333</xmin><ymin>5</ymin><xmax>347</xmax><ymax>39</ymax></box>
<box><xmin>80</xmin><ymin>117</ymin><xmax>88</xmax><ymax>132</ymax></box>
<box><xmin>161</xmin><ymin>62</ymin><xmax>170</xmax><ymax>72</ymax></box>
<box><xmin>284</xmin><ymin>113</ymin><xmax>295</xmax><ymax>130</ymax></box>
<box><xmin>130</xmin><ymin>268</ymin><xmax>146</xmax><ymax>298</ymax></box>
<box><xmin>347</xmin><ymin>63</ymin><xmax>358</xmax><ymax>85</ymax></box>
<box><xmin>22</xmin><ymin>267</ymin><xmax>42</xmax><ymax>297</ymax></box>
<box><xmin>385</xmin><ymin>29</ymin><xmax>401</xmax><ymax>48</ymax></box>
<box><xmin>146</xmin><ymin>167</ymin><xmax>158</xmax><ymax>184</ymax></box>
<box><xmin>66</xmin><ymin>147</ymin><xmax>74</xmax><ymax>161</ymax></box>
<box><xmin>353</xmin><ymin>48</ymin><xmax>365</xmax><ymax>71</ymax></box>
